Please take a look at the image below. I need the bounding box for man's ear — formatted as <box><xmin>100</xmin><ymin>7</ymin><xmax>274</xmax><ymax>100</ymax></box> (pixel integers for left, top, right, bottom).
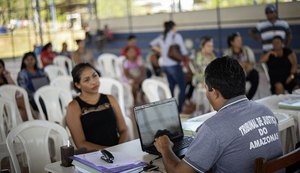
<box><xmin>212</xmin><ymin>88</ymin><xmax>221</xmax><ymax>99</ymax></box>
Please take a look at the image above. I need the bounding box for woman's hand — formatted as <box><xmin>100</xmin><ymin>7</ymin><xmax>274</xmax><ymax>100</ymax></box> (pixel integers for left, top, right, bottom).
<box><xmin>285</xmin><ymin>74</ymin><xmax>295</xmax><ymax>84</ymax></box>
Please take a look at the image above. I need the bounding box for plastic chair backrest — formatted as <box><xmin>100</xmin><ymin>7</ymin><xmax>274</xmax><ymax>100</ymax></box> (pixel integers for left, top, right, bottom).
<box><xmin>50</xmin><ymin>75</ymin><xmax>76</xmax><ymax>96</ymax></box>
<box><xmin>142</xmin><ymin>78</ymin><xmax>172</xmax><ymax>102</ymax></box>
<box><xmin>97</xmin><ymin>53</ymin><xmax>118</xmax><ymax>78</ymax></box>
<box><xmin>261</xmin><ymin>63</ymin><xmax>270</xmax><ymax>82</ymax></box>
<box><xmin>44</xmin><ymin>65</ymin><xmax>67</xmax><ymax>82</ymax></box>
<box><xmin>6</xmin><ymin>120</ymin><xmax>68</xmax><ymax>173</ymax></box>
<box><xmin>0</xmin><ymin>85</ymin><xmax>34</xmax><ymax>121</ymax></box>
<box><xmin>0</xmin><ymin>98</ymin><xmax>18</xmax><ymax>143</ymax></box>
<box><xmin>34</xmin><ymin>86</ymin><xmax>72</xmax><ymax>124</ymax></box>
<box><xmin>98</xmin><ymin>77</ymin><xmax>135</xmax><ymax>140</ymax></box>
<box><xmin>99</xmin><ymin>77</ymin><xmax>125</xmax><ymax>114</ymax></box>
<box><xmin>53</xmin><ymin>56</ymin><xmax>73</xmax><ymax>75</ymax></box>
<box><xmin>115</xmin><ymin>56</ymin><xmax>125</xmax><ymax>80</ymax></box>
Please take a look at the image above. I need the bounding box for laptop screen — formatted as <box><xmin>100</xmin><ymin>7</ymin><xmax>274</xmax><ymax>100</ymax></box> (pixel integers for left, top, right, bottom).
<box><xmin>134</xmin><ymin>98</ymin><xmax>183</xmax><ymax>148</ymax></box>
<box><xmin>31</xmin><ymin>76</ymin><xmax>49</xmax><ymax>91</ymax></box>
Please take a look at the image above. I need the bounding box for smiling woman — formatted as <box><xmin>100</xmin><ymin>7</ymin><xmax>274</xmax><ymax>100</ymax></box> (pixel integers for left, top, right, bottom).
<box><xmin>66</xmin><ymin>63</ymin><xmax>128</xmax><ymax>151</ymax></box>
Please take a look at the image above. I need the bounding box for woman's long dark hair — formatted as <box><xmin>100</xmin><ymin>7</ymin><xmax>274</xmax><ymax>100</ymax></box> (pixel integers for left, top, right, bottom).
<box><xmin>71</xmin><ymin>63</ymin><xmax>101</xmax><ymax>92</ymax></box>
<box><xmin>0</xmin><ymin>59</ymin><xmax>8</xmax><ymax>84</ymax></box>
<box><xmin>41</xmin><ymin>42</ymin><xmax>52</xmax><ymax>52</ymax></box>
<box><xmin>163</xmin><ymin>21</ymin><xmax>175</xmax><ymax>41</ymax></box>
<box><xmin>20</xmin><ymin>52</ymin><xmax>38</xmax><ymax>70</ymax></box>
<box><xmin>227</xmin><ymin>32</ymin><xmax>240</xmax><ymax>48</ymax></box>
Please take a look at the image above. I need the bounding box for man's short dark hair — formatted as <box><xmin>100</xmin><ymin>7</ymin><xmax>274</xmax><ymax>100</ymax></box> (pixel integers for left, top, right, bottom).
<box><xmin>272</xmin><ymin>35</ymin><xmax>283</xmax><ymax>42</ymax></box>
<box><xmin>205</xmin><ymin>56</ymin><xmax>245</xmax><ymax>99</ymax></box>
<box><xmin>127</xmin><ymin>34</ymin><xmax>136</xmax><ymax>40</ymax></box>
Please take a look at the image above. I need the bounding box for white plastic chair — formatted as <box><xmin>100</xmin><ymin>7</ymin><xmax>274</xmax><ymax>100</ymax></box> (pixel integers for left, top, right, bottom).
<box><xmin>50</xmin><ymin>75</ymin><xmax>77</xmax><ymax>97</ymax></box>
<box><xmin>6</xmin><ymin>120</ymin><xmax>68</xmax><ymax>173</ymax></box>
<box><xmin>34</xmin><ymin>86</ymin><xmax>72</xmax><ymax>125</ymax></box>
<box><xmin>261</xmin><ymin>63</ymin><xmax>270</xmax><ymax>82</ymax></box>
<box><xmin>142</xmin><ymin>78</ymin><xmax>172</xmax><ymax>102</ymax></box>
<box><xmin>53</xmin><ymin>55</ymin><xmax>73</xmax><ymax>75</ymax></box>
<box><xmin>97</xmin><ymin>53</ymin><xmax>119</xmax><ymax>78</ymax></box>
<box><xmin>0</xmin><ymin>98</ymin><xmax>18</xmax><ymax>142</ymax></box>
<box><xmin>44</xmin><ymin>65</ymin><xmax>68</xmax><ymax>82</ymax></box>
<box><xmin>273</xmin><ymin>112</ymin><xmax>297</xmax><ymax>153</ymax></box>
<box><xmin>115</xmin><ymin>56</ymin><xmax>125</xmax><ymax>80</ymax></box>
<box><xmin>98</xmin><ymin>77</ymin><xmax>135</xmax><ymax>140</ymax></box>
<box><xmin>0</xmin><ymin>98</ymin><xmax>18</xmax><ymax>172</ymax></box>
<box><xmin>0</xmin><ymin>85</ymin><xmax>34</xmax><ymax>121</ymax></box>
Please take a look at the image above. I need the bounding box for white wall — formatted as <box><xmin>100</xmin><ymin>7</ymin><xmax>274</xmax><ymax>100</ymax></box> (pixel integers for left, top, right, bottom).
<box><xmin>88</xmin><ymin>1</ymin><xmax>300</xmax><ymax>33</ymax></box>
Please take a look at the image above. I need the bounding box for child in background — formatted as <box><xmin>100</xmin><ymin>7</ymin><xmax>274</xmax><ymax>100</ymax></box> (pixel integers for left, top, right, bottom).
<box><xmin>123</xmin><ymin>47</ymin><xmax>145</xmax><ymax>105</ymax></box>
<box><xmin>121</xmin><ymin>34</ymin><xmax>141</xmax><ymax>57</ymax></box>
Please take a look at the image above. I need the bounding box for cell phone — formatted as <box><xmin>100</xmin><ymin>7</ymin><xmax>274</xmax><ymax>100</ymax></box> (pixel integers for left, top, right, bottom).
<box><xmin>143</xmin><ymin>164</ymin><xmax>159</xmax><ymax>172</ymax></box>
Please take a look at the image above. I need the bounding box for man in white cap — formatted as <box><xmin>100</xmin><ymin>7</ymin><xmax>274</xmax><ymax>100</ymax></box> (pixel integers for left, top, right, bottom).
<box><xmin>249</xmin><ymin>4</ymin><xmax>292</xmax><ymax>52</ymax></box>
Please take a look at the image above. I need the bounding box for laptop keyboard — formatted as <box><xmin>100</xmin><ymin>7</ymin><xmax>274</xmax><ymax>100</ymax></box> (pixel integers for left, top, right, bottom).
<box><xmin>172</xmin><ymin>136</ymin><xmax>194</xmax><ymax>152</ymax></box>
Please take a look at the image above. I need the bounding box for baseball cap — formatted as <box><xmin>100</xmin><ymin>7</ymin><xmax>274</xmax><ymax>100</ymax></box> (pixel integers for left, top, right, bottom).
<box><xmin>265</xmin><ymin>4</ymin><xmax>276</xmax><ymax>13</ymax></box>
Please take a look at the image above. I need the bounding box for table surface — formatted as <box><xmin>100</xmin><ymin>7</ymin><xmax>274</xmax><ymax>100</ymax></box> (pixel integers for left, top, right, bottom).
<box><xmin>45</xmin><ymin>94</ymin><xmax>300</xmax><ymax>173</ymax></box>
<box><xmin>45</xmin><ymin>139</ymin><xmax>165</xmax><ymax>173</ymax></box>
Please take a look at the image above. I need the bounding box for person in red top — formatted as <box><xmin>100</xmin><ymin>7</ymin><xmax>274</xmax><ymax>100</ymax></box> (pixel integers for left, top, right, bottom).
<box><xmin>121</xmin><ymin>34</ymin><xmax>141</xmax><ymax>57</ymax></box>
<box><xmin>40</xmin><ymin>42</ymin><xmax>56</xmax><ymax>67</ymax></box>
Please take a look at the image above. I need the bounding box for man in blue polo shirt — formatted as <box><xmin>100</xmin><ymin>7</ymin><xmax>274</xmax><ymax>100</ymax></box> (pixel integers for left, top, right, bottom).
<box><xmin>249</xmin><ymin>4</ymin><xmax>292</xmax><ymax>52</ymax></box>
<box><xmin>154</xmin><ymin>57</ymin><xmax>282</xmax><ymax>173</ymax></box>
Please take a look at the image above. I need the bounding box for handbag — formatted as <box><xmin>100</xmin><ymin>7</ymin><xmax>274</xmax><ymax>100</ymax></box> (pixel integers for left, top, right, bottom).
<box><xmin>168</xmin><ymin>34</ymin><xmax>183</xmax><ymax>62</ymax></box>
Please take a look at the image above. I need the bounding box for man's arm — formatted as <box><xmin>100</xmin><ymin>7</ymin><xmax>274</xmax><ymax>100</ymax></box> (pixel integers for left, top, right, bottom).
<box><xmin>248</xmin><ymin>28</ymin><xmax>262</xmax><ymax>43</ymax></box>
<box><xmin>154</xmin><ymin>135</ymin><xmax>196</xmax><ymax>173</ymax></box>
<box><xmin>285</xmin><ymin>31</ymin><xmax>292</xmax><ymax>48</ymax></box>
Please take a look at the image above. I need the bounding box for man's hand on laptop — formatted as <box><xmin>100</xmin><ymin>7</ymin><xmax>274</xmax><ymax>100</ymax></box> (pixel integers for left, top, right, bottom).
<box><xmin>154</xmin><ymin>135</ymin><xmax>174</xmax><ymax>154</ymax></box>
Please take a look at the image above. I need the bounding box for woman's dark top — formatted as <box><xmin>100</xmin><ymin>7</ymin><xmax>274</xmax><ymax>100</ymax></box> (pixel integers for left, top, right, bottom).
<box><xmin>267</xmin><ymin>48</ymin><xmax>292</xmax><ymax>85</ymax></box>
<box><xmin>75</xmin><ymin>94</ymin><xmax>119</xmax><ymax>147</ymax></box>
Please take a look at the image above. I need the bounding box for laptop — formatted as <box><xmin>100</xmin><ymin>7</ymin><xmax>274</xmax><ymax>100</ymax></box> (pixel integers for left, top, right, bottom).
<box><xmin>134</xmin><ymin>98</ymin><xmax>194</xmax><ymax>158</ymax></box>
<box><xmin>31</xmin><ymin>76</ymin><xmax>49</xmax><ymax>91</ymax></box>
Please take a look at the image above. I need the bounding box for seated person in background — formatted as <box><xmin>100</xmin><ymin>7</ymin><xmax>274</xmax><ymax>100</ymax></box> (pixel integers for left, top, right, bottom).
<box><xmin>260</xmin><ymin>36</ymin><xmax>299</xmax><ymax>94</ymax></box>
<box><xmin>123</xmin><ymin>47</ymin><xmax>146</xmax><ymax>105</ymax></box>
<box><xmin>0</xmin><ymin>59</ymin><xmax>15</xmax><ymax>85</ymax></box>
<box><xmin>17</xmin><ymin>52</ymin><xmax>48</xmax><ymax>114</ymax></box>
<box><xmin>40</xmin><ymin>42</ymin><xmax>56</xmax><ymax>67</ymax></box>
<box><xmin>192</xmin><ymin>36</ymin><xmax>216</xmax><ymax>87</ymax></box>
<box><xmin>103</xmin><ymin>24</ymin><xmax>113</xmax><ymax>41</ymax></box>
<box><xmin>72</xmin><ymin>39</ymin><xmax>94</xmax><ymax>65</ymax></box>
<box><xmin>154</xmin><ymin>57</ymin><xmax>282</xmax><ymax>173</ymax></box>
<box><xmin>60</xmin><ymin>42</ymin><xmax>71</xmax><ymax>58</ymax></box>
<box><xmin>224</xmin><ymin>33</ymin><xmax>259</xmax><ymax>100</ymax></box>
<box><xmin>121</xmin><ymin>34</ymin><xmax>141</xmax><ymax>57</ymax></box>
<box><xmin>66</xmin><ymin>63</ymin><xmax>128</xmax><ymax>151</ymax></box>
<box><xmin>0</xmin><ymin>59</ymin><xmax>28</xmax><ymax>121</ymax></box>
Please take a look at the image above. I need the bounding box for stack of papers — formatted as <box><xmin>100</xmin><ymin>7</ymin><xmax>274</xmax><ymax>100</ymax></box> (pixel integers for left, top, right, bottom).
<box><xmin>71</xmin><ymin>151</ymin><xmax>147</xmax><ymax>173</ymax></box>
<box><xmin>278</xmin><ymin>99</ymin><xmax>300</xmax><ymax>110</ymax></box>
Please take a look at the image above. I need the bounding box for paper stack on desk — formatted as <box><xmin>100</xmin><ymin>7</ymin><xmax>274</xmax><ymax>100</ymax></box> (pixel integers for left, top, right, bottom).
<box><xmin>278</xmin><ymin>98</ymin><xmax>300</xmax><ymax>110</ymax></box>
<box><xmin>71</xmin><ymin>151</ymin><xmax>147</xmax><ymax>173</ymax></box>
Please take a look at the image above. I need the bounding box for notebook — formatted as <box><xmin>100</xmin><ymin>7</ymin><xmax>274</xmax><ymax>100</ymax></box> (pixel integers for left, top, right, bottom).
<box><xmin>134</xmin><ymin>98</ymin><xmax>194</xmax><ymax>158</ymax></box>
<box><xmin>31</xmin><ymin>76</ymin><xmax>49</xmax><ymax>91</ymax></box>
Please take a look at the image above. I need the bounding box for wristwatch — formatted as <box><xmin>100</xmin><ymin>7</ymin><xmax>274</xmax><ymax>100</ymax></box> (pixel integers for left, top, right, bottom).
<box><xmin>290</xmin><ymin>74</ymin><xmax>295</xmax><ymax>80</ymax></box>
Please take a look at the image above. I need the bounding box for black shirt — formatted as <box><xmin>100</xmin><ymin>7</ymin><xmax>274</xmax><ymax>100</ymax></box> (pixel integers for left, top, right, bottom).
<box><xmin>75</xmin><ymin>94</ymin><xmax>119</xmax><ymax>146</ymax></box>
<box><xmin>267</xmin><ymin>48</ymin><xmax>292</xmax><ymax>84</ymax></box>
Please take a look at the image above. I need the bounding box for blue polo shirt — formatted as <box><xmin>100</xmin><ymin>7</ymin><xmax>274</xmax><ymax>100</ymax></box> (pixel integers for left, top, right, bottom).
<box><xmin>183</xmin><ymin>95</ymin><xmax>282</xmax><ymax>173</ymax></box>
